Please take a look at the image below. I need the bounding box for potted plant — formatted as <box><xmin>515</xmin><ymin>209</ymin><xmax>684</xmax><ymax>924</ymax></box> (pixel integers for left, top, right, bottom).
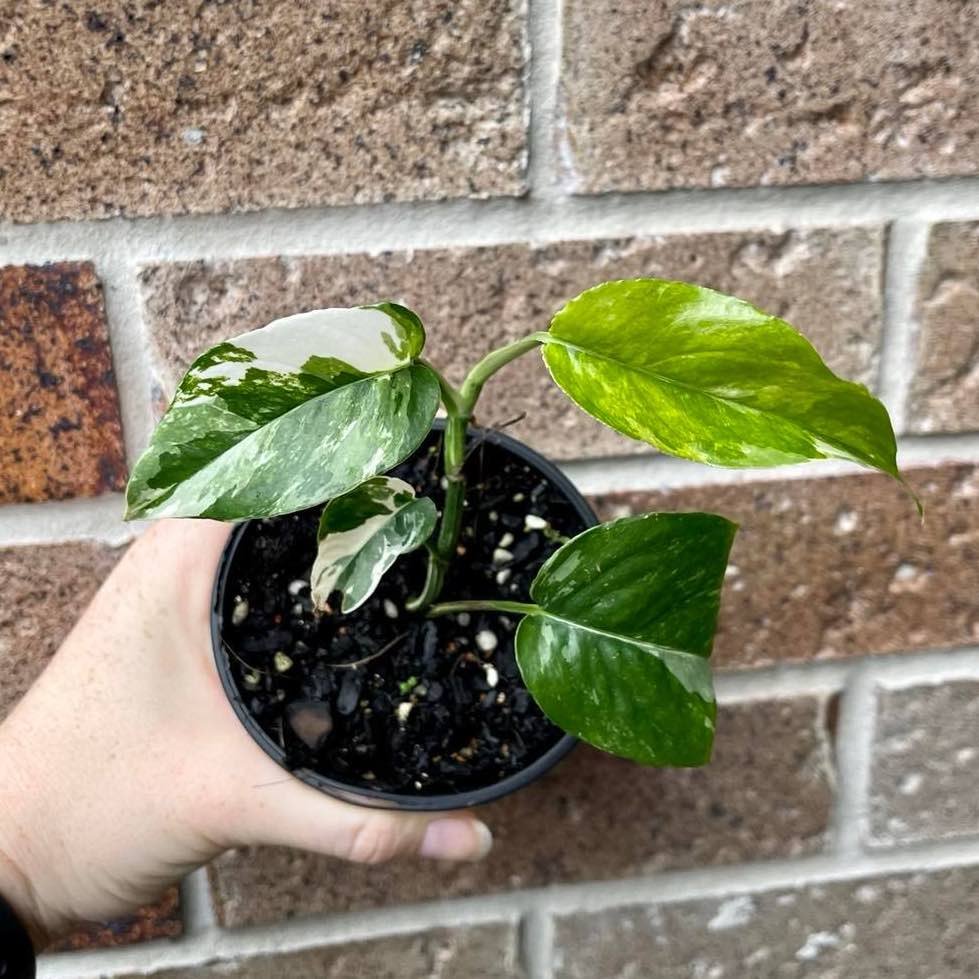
<box><xmin>125</xmin><ymin>278</ymin><xmax>912</xmax><ymax>810</ymax></box>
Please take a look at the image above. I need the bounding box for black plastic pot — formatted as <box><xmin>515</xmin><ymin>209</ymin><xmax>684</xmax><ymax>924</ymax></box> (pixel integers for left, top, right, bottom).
<box><xmin>211</xmin><ymin>423</ymin><xmax>596</xmax><ymax>811</ymax></box>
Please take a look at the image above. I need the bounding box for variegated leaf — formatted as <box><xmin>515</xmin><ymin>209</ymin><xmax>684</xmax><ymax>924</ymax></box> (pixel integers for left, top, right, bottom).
<box><xmin>515</xmin><ymin>512</ymin><xmax>736</xmax><ymax>766</ymax></box>
<box><xmin>125</xmin><ymin>304</ymin><xmax>439</xmax><ymax>520</ymax></box>
<box><xmin>311</xmin><ymin>477</ymin><xmax>437</xmax><ymax>613</ymax></box>
<box><xmin>543</xmin><ymin>279</ymin><xmax>901</xmax><ymax>479</ymax></box>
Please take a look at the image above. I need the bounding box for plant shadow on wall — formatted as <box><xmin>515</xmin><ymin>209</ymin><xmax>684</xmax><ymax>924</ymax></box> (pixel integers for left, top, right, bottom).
<box><xmin>124</xmin><ymin>278</ymin><xmax>917</xmax><ymax>808</ymax></box>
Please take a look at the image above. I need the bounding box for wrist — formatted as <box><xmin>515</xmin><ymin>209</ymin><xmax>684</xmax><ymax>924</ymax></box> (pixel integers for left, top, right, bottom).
<box><xmin>0</xmin><ymin>847</ymin><xmax>48</xmax><ymax>952</ymax></box>
<box><xmin>0</xmin><ymin>730</ymin><xmax>58</xmax><ymax>951</ymax></box>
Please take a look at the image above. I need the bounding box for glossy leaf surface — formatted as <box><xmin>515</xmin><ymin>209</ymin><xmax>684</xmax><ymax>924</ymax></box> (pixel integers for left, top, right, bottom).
<box><xmin>515</xmin><ymin>512</ymin><xmax>736</xmax><ymax>766</ymax></box>
<box><xmin>543</xmin><ymin>278</ymin><xmax>900</xmax><ymax>478</ymax></box>
<box><xmin>125</xmin><ymin>305</ymin><xmax>439</xmax><ymax>520</ymax></box>
<box><xmin>311</xmin><ymin>476</ymin><xmax>437</xmax><ymax>613</ymax></box>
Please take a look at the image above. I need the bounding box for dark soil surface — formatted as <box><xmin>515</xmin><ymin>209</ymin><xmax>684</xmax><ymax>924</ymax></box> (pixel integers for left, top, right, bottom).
<box><xmin>219</xmin><ymin>427</ymin><xmax>593</xmax><ymax>797</ymax></box>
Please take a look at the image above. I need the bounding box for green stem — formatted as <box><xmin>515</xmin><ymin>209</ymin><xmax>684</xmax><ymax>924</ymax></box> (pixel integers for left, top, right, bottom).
<box><xmin>406</xmin><ymin>334</ymin><xmax>546</xmax><ymax>612</ymax></box>
<box><xmin>428</xmin><ymin>599</ymin><xmax>539</xmax><ymax>618</ymax></box>
<box><xmin>404</xmin><ymin>415</ymin><xmax>466</xmax><ymax>612</ymax></box>
<box><xmin>457</xmin><ymin>333</ymin><xmax>549</xmax><ymax>412</ymax></box>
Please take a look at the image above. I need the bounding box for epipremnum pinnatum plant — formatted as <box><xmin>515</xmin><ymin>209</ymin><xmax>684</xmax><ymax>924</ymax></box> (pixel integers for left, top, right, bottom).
<box><xmin>126</xmin><ymin>280</ymin><xmax>914</xmax><ymax>767</ymax></box>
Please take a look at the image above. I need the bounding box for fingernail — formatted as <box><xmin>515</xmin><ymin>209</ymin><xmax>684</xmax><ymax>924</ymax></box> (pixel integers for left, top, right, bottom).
<box><xmin>420</xmin><ymin>818</ymin><xmax>493</xmax><ymax>861</ymax></box>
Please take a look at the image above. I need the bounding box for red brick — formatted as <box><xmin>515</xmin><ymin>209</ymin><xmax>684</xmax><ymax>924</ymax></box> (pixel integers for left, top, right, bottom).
<box><xmin>50</xmin><ymin>888</ymin><xmax>181</xmax><ymax>952</ymax></box>
<box><xmin>0</xmin><ymin>263</ymin><xmax>126</xmax><ymax>503</ymax></box>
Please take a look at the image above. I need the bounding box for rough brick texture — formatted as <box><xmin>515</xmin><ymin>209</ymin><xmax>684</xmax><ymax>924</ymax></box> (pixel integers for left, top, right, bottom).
<box><xmin>553</xmin><ymin>868</ymin><xmax>979</xmax><ymax>978</ymax></box>
<box><xmin>111</xmin><ymin>925</ymin><xmax>523</xmax><ymax>979</ymax></box>
<box><xmin>51</xmin><ymin>888</ymin><xmax>182</xmax><ymax>951</ymax></box>
<box><xmin>0</xmin><ymin>542</ymin><xmax>124</xmax><ymax>720</ymax></box>
<box><xmin>908</xmin><ymin>222</ymin><xmax>979</xmax><ymax>433</ymax></box>
<box><xmin>594</xmin><ymin>464</ymin><xmax>979</xmax><ymax>669</ymax></box>
<box><xmin>209</xmin><ymin>697</ymin><xmax>831</xmax><ymax>925</ymax></box>
<box><xmin>870</xmin><ymin>681</ymin><xmax>979</xmax><ymax>847</ymax></box>
<box><xmin>562</xmin><ymin>0</ymin><xmax>979</xmax><ymax>192</ymax></box>
<box><xmin>140</xmin><ymin>226</ymin><xmax>883</xmax><ymax>461</ymax></box>
<box><xmin>0</xmin><ymin>263</ymin><xmax>127</xmax><ymax>503</ymax></box>
<box><xmin>0</xmin><ymin>2</ymin><xmax>525</xmax><ymax>223</ymax></box>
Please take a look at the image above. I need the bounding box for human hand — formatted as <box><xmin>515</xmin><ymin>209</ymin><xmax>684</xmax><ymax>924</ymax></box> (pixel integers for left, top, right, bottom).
<box><xmin>0</xmin><ymin>520</ymin><xmax>491</xmax><ymax>949</ymax></box>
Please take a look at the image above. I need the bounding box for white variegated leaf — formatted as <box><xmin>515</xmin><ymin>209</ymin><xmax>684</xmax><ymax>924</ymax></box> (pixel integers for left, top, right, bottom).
<box><xmin>311</xmin><ymin>477</ymin><xmax>437</xmax><ymax>613</ymax></box>
<box><xmin>125</xmin><ymin>303</ymin><xmax>439</xmax><ymax>521</ymax></box>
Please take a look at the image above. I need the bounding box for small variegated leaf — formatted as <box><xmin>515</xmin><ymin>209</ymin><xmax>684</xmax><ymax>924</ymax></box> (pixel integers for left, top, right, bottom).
<box><xmin>515</xmin><ymin>512</ymin><xmax>736</xmax><ymax>767</ymax></box>
<box><xmin>311</xmin><ymin>477</ymin><xmax>437</xmax><ymax>613</ymax></box>
<box><xmin>125</xmin><ymin>304</ymin><xmax>439</xmax><ymax>521</ymax></box>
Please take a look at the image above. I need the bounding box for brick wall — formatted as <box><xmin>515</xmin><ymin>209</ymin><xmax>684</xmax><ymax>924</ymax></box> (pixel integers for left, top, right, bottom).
<box><xmin>1</xmin><ymin>1</ymin><xmax>977</xmax><ymax>976</ymax></box>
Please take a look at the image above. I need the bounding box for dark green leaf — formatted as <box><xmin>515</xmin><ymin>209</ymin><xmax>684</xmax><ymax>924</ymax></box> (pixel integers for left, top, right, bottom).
<box><xmin>311</xmin><ymin>476</ymin><xmax>437</xmax><ymax>613</ymax></box>
<box><xmin>543</xmin><ymin>278</ymin><xmax>901</xmax><ymax>480</ymax></box>
<box><xmin>125</xmin><ymin>305</ymin><xmax>439</xmax><ymax>520</ymax></box>
<box><xmin>515</xmin><ymin>512</ymin><xmax>736</xmax><ymax>766</ymax></box>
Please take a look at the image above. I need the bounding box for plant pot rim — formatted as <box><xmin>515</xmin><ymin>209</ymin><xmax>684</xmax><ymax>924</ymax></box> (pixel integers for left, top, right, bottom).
<box><xmin>210</xmin><ymin>422</ymin><xmax>594</xmax><ymax>811</ymax></box>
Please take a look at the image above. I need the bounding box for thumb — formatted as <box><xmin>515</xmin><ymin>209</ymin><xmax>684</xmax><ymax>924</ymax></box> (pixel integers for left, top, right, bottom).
<box><xmin>234</xmin><ymin>773</ymin><xmax>493</xmax><ymax>865</ymax></box>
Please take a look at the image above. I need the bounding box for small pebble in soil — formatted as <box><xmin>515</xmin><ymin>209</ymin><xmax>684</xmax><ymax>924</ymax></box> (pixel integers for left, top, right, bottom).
<box><xmin>383</xmin><ymin>599</ymin><xmax>399</xmax><ymax>619</ymax></box>
<box><xmin>482</xmin><ymin>663</ymin><xmax>500</xmax><ymax>688</ymax></box>
<box><xmin>286</xmin><ymin>700</ymin><xmax>334</xmax><ymax>750</ymax></box>
<box><xmin>499</xmin><ymin>532</ymin><xmax>514</xmax><ymax>548</ymax></box>
<box><xmin>475</xmin><ymin>629</ymin><xmax>498</xmax><ymax>653</ymax></box>
<box><xmin>243</xmin><ymin>669</ymin><xmax>261</xmax><ymax>689</ymax></box>
<box><xmin>274</xmin><ymin>651</ymin><xmax>293</xmax><ymax>673</ymax></box>
<box><xmin>456</xmin><ymin>612</ymin><xmax>471</xmax><ymax>627</ymax></box>
<box><xmin>513</xmin><ymin>492</ymin><xmax>525</xmax><ymax>502</ymax></box>
<box><xmin>493</xmin><ymin>547</ymin><xmax>513</xmax><ymax>565</ymax></box>
<box><xmin>337</xmin><ymin>672</ymin><xmax>361</xmax><ymax>716</ymax></box>
<box><xmin>496</xmin><ymin>568</ymin><xmax>512</xmax><ymax>585</ymax></box>
<box><xmin>524</xmin><ymin>513</ymin><xmax>548</xmax><ymax>531</ymax></box>
<box><xmin>287</xmin><ymin>579</ymin><xmax>307</xmax><ymax>596</ymax></box>
<box><xmin>232</xmin><ymin>598</ymin><xmax>249</xmax><ymax>626</ymax></box>
<box><xmin>395</xmin><ymin>701</ymin><xmax>413</xmax><ymax>724</ymax></box>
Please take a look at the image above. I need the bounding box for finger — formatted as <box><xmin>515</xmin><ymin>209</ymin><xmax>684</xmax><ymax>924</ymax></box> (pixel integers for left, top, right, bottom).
<box><xmin>235</xmin><ymin>773</ymin><xmax>493</xmax><ymax>864</ymax></box>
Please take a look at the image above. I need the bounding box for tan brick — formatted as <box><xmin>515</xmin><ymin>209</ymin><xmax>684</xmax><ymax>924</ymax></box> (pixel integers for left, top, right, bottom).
<box><xmin>0</xmin><ymin>542</ymin><xmax>124</xmax><ymax>720</ymax></box>
<box><xmin>870</xmin><ymin>681</ymin><xmax>979</xmax><ymax>847</ymax></box>
<box><xmin>554</xmin><ymin>868</ymin><xmax>979</xmax><ymax>978</ymax></box>
<box><xmin>209</xmin><ymin>697</ymin><xmax>831</xmax><ymax>926</ymax></box>
<box><xmin>561</xmin><ymin>0</ymin><xmax>979</xmax><ymax>193</ymax></box>
<box><xmin>110</xmin><ymin>924</ymin><xmax>522</xmax><ymax>979</ymax></box>
<box><xmin>140</xmin><ymin>227</ymin><xmax>883</xmax><ymax>461</ymax></box>
<box><xmin>593</xmin><ymin>464</ymin><xmax>979</xmax><ymax>670</ymax></box>
<box><xmin>0</xmin><ymin>2</ymin><xmax>525</xmax><ymax>223</ymax></box>
<box><xmin>0</xmin><ymin>264</ymin><xmax>127</xmax><ymax>503</ymax></box>
<box><xmin>908</xmin><ymin>222</ymin><xmax>979</xmax><ymax>433</ymax></box>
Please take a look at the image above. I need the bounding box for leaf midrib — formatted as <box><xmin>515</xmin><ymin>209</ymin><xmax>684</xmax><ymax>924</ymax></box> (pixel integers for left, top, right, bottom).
<box><xmin>543</xmin><ymin>334</ymin><xmax>860</xmax><ymax>460</ymax></box>
<box><xmin>529</xmin><ymin>606</ymin><xmax>711</xmax><ymax>669</ymax></box>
